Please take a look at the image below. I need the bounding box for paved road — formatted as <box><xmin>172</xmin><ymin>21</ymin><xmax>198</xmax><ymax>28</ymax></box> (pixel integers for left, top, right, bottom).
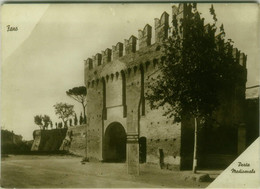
<box><xmin>1</xmin><ymin>155</ymin><xmax>216</xmax><ymax>188</ymax></box>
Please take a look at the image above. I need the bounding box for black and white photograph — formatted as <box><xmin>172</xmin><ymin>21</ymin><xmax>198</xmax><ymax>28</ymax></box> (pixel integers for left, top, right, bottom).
<box><xmin>1</xmin><ymin>2</ymin><xmax>259</xmax><ymax>188</ymax></box>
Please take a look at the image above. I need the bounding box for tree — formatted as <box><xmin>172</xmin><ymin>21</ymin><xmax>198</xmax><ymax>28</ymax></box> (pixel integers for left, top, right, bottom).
<box><xmin>50</xmin><ymin>121</ymin><xmax>53</xmax><ymax>129</ymax></box>
<box><xmin>79</xmin><ymin>112</ymin><xmax>83</xmax><ymax>125</ymax></box>
<box><xmin>69</xmin><ymin>118</ymin><xmax>72</xmax><ymax>126</ymax></box>
<box><xmin>34</xmin><ymin>115</ymin><xmax>43</xmax><ymax>130</ymax></box>
<box><xmin>74</xmin><ymin>113</ymin><xmax>78</xmax><ymax>126</ymax></box>
<box><xmin>146</xmin><ymin>3</ymin><xmax>244</xmax><ymax>173</ymax></box>
<box><xmin>66</xmin><ymin>86</ymin><xmax>87</xmax><ymax>124</ymax></box>
<box><xmin>53</xmin><ymin>103</ymin><xmax>75</xmax><ymax>128</ymax></box>
<box><xmin>42</xmin><ymin>115</ymin><xmax>51</xmax><ymax>130</ymax></box>
<box><xmin>58</xmin><ymin>122</ymin><xmax>63</xmax><ymax>129</ymax></box>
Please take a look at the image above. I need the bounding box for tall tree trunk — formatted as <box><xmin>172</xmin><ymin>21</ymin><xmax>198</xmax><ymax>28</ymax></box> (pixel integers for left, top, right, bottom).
<box><xmin>82</xmin><ymin>104</ymin><xmax>86</xmax><ymax>124</ymax></box>
<box><xmin>193</xmin><ymin>117</ymin><xmax>198</xmax><ymax>173</ymax></box>
<box><xmin>62</xmin><ymin>119</ymin><xmax>67</xmax><ymax>128</ymax></box>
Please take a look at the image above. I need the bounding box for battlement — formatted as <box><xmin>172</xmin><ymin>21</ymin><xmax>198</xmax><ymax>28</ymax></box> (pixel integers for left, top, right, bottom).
<box><xmin>172</xmin><ymin>4</ymin><xmax>184</xmax><ymax>20</ymax></box>
<box><xmin>232</xmin><ymin>48</ymin><xmax>240</xmax><ymax>62</ymax></box>
<box><xmin>84</xmin><ymin>4</ymin><xmax>247</xmax><ymax>78</ymax></box>
<box><xmin>239</xmin><ymin>53</ymin><xmax>247</xmax><ymax>67</ymax></box>
<box><xmin>172</xmin><ymin>4</ymin><xmax>193</xmax><ymax>23</ymax></box>
<box><xmin>138</xmin><ymin>24</ymin><xmax>152</xmax><ymax>49</ymax></box>
<box><xmin>154</xmin><ymin>12</ymin><xmax>169</xmax><ymax>43</ymax></box>
<box><xmin>85</xmin><ymin>11</ymin><xmax>170</xmax><ymax>71</ymax></box>
<box><xmin>85</xmin><ymin>58</ymin><xmax>93</xmax><ymax>70</ymax></box>
<box><xmin>93</xmin><ymin>53</ymin><xmax>102</xmax><ymax>67</ymax></box>
<box><xmin>232</xmin><ymin>48</ymin><xmax>247</xmax><ymax>67</ymax></box>
<box><xmin>112</xmin><ymin>42</ymin><xmax>123</xmax><ymax>60</ymax></box>
<box><xmin>102</xmin><ymin>48</ymin><xmax>112</xmax><ymax>64</ymax></box>
<box><xmin>214</xmin><ymin>35</ymin><xmax>246</xmax><ymax>68</ymax></box>
<box><xmin>125</xmin><ymin>35</ymin><xmax>137</xmax><ymax>54</ymax></box>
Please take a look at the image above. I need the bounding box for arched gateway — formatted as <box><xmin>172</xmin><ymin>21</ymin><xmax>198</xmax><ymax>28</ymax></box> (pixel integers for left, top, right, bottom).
<box><xmin>103</xmin><ymin>122</ymin><xmax>126</xmax><ymax>162</ymax></box>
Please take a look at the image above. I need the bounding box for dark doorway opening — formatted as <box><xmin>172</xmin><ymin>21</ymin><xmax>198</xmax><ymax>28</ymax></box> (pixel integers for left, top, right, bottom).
<box><xmin>139</xmin><ymin>137</ymin><xmax>147</xmax><ymax>163</ymax></box>
<box><xmin>103</xmin><ymin>122</ymin><xmax>126</xmax><ymax>162</ymax></box>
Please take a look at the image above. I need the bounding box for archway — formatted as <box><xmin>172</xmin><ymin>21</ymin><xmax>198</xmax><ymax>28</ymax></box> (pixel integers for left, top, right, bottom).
<box><xmin>103</xmin><ymin>122</ymin><xmax>126</xmax><ymax>162</ymax></box>
<box><xmin>139</xmin><ymin>137</ymin><xmax>147</xmax><ymax>163</ymax></box>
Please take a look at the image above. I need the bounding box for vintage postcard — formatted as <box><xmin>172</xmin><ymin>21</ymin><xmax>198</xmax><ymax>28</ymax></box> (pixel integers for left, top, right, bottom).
<box><xmin>1</xmin><ymin>2</ymin><xmax>259</xmax><ymax>188</ymax></box>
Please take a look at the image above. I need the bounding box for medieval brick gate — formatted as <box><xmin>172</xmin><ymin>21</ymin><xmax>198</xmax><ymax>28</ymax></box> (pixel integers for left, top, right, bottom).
<box><xmin>84</xmin><ymin>4</ymin><xmax>247</xmax><ymax>175</ymax></box>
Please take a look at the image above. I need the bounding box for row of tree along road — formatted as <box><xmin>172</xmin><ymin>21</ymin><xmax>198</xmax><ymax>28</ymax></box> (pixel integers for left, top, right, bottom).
<box><xmin>34</xmin><ymin>86</ymin><xmax>87</xmax><ymax>130</ymax></box>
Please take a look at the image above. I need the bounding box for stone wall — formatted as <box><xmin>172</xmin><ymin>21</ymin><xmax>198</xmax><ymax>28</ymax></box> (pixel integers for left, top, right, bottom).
<box><xmin>86</xmin><ymin>80</ymin><xmax>104</xmax><ymax>160</ymax></box>
<box><xmin>60</xmin><ymin>125</ymin><xmax>87</xmax><ymax>156</ymax></box>
<box><xmin>31</xmin><ymin>126</ymin><xmax>86</xmax><ymax>156</ymax></box>
<box><xmin>31</xmin><ymin>129</ymin><xmax>67</xmax><ymax>151</ymax></box>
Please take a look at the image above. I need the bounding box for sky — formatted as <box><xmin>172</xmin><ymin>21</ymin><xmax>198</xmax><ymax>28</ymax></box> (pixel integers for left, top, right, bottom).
<box><xmin>1</xmin><ymin>3</ymin><xmax>259</xmax><ymax>140</ymax></box>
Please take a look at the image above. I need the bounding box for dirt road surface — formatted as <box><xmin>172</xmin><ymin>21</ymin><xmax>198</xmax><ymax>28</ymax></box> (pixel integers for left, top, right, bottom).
<box><xmin>1</xmin><ymin>155</ymin><xmax>219</xmax><ymax>188</ymax></box>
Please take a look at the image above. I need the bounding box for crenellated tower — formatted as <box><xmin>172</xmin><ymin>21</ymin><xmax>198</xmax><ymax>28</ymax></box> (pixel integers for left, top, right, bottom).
<box><xmin>83</xmin><ymin>4</ymin><xmax>247</xmax><ymax>173</ymax></box>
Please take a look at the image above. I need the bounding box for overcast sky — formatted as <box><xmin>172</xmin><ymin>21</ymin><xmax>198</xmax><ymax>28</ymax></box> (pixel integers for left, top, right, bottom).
<box><xmin>1</xmin><ymin>3</ymin><xmax>259</xmax><ymax>140</ymax></box>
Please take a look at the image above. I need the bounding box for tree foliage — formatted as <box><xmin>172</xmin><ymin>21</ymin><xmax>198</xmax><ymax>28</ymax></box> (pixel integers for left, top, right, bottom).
<box><xmin>53</xmin><ymin>102</ymin><xmax>75</xmax><ymax>128</ymax></box>
<box><xmin>66</xmin><ymin>86</ymin><xmax>87</xmax><ymax>123</ymax></box>
<box><xmin>58</xmin><ymin>122</ymin><xmax>63</xmax><ymax>129</ymax></box>
<box><xmin>34</xmin><ymin>115</ymin><xmax>52</xmax><ymax>129</ymax></box>
<box><xmin>50</xmin><ymin>121</ymin><xmax>53</xmax><ymax>129</ymax></box>
<box><xmin>34</xmin><ymin>115</ymin><xmax>52</xmax><ymax>130</ymax></box>
<box><xmin>34</xmin><ymin>115</ymin><xmax>43</xmax><ymax>129</ymax></box>
<box><xmin>42</xmin><ymin>115</ymin><xmax>51</xmax><ymax>130</ymax></box>
<box><xmin>146</xmin><ymin>3</ymin><xmax>244</xmax><ymax>122</ymax></box>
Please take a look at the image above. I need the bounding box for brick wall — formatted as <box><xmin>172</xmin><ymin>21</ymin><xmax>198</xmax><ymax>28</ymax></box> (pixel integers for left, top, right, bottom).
<box><xmin>86</xmin><ymin>81</ymin><xmax>103</xmax><ymax>160</ymax></box>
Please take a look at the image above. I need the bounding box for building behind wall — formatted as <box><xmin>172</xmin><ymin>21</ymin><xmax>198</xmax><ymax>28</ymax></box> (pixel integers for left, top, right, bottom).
<box><xmin>84</xmin><ymin>4</ymin><xmax>247</xmax><ymax>170</ymax></box>
<box><xmin>245</xmin><ymin>86</ymin><xmax>259</xmax><ymax>148</ymax></box>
